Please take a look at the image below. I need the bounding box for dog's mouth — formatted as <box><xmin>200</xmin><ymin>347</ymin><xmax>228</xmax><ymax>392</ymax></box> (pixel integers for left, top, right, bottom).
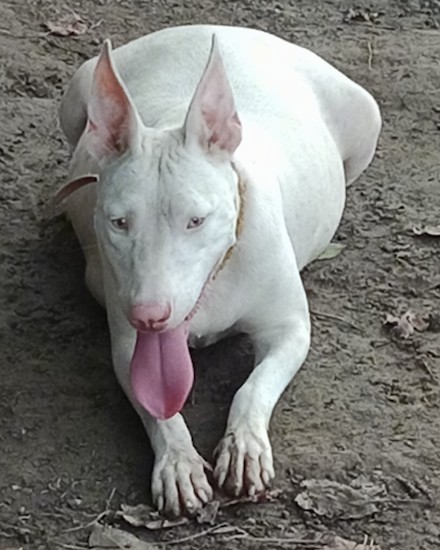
<box><xmin>129</xmin><ymin>263</ymin><xmax>224</xmax><ymax>420</ymax></box>
<box><xmin>128</xmin><ymin>264</ymin><xmax>216</xmax><ymax>420</ymax></box>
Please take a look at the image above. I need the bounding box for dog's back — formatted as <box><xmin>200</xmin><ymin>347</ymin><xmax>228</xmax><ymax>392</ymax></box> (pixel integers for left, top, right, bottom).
<box><xmin>61</xmin><ymin>25</ymin><xmax>379</xmax><ymax>177</ymax></box>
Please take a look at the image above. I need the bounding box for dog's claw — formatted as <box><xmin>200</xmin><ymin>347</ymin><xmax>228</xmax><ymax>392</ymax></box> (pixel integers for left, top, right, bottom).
<box><xmin>152</xmin><ymin>447</ymin><xmax>213</xmax><ymax>516</ymax></box>
<box><xmin>213</xmin><ymin>426</ymin><xmax>275</xmax><ymax>496</ymax></box>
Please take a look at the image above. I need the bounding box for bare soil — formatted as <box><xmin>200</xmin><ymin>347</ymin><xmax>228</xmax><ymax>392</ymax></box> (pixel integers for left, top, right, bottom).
<box><xmin>1</xmin><ymin>1</ymin><xmax>440</xmax><ymax>549</ymax></box>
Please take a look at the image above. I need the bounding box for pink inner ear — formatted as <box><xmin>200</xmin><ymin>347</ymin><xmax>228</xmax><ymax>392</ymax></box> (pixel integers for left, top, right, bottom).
<box><xmin>205</xmin><ymin>110</ymin><xmax>241</xmax><ymax>152</ymax></box>
<box><xmin>54</xmin><ymin>175</ymin><xmax>98</xmax><ymax>205</ymax></box>
<box><xmin>185</xmin><ymin>35</ymin><xmax>242</xmax><ymax>156</ymax></box>
<box><xmin>87</xmin><ymin>40</ymin><xmax>136</xmax><ymax>159</ymax></box>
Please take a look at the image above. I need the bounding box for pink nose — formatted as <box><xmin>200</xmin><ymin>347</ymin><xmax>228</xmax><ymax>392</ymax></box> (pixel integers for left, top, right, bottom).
<box><xmin>129</xmin><ymin>302</ymin><xmax>172</xmax><ymax>332</ymax></box>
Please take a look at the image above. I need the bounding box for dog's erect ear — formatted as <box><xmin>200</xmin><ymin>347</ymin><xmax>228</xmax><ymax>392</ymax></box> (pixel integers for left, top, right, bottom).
<box><xmin>54</xmin><ymin>174</ymin><xmax>99</xmax><ymax>206</ymax></box>
<box><xmin>184</xmin><ymin>35</ymin><xmax>242</xmax><ymax>158</ymax></box>
<box><xmin>86</xmin><ymin>40</ymin><xmax>141</xmax><ymax>161</ymax></box>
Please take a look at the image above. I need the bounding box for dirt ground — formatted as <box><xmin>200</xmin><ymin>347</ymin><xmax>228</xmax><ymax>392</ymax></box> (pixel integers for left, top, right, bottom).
<box><xmin>1</xmin><ymin>0</ymin><xmax>440</xmax><ymax>548</ymax></box>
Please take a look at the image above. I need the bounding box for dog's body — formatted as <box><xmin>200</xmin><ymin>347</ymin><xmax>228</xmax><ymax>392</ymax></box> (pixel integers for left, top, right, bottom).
<box><xmin>59</xmin><ymin>25</ymin><xmax>380</xmax><ymax>516</ymax></box>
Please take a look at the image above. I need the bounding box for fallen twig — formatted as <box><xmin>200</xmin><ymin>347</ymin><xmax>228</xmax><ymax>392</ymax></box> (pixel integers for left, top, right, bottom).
<box><xmin>166</xmin><ymin>522</ymin><xmax>230</xmax><ymax>545</ymax></box>
<box><xmin>48</xmin><ymin>542</ymin><xmax>88</xmax><ymax>550</ymax></box>
<box><xmin>0</xmin><ymin>28</ymin><xmax>49</xmax><ymax>38</ymax></box>
<box><xmin>62</xmin><ymin>487</ymin><xmax>116</xmax><ymax>533</ymax></box>
<box><xmin>423</xmin><ymin>280</ymin><xmax>440</xmax><ymax>293</ymax></box>
<box><xmin>367</xmin><ymin>41</ymin><xmax>373</xmax><ymax>69</ymax></box>
<box><xmin>62</xmin><ymin>510</ymin><xmax>110</xmax><ymax>533</ymax></box>
<box><xmin>105</xmin><ymin>487</ymin><xmax>117</xmax><ymax>509</ymax></box>
<box><xmin>165</xmin><ymin>522</ymin><xmax>325</xmax><ymax>547</ymax></box>
<box><xmin>310</xmin><ymin>309</ymin><xmax>361</xmax><ymax>332</ymax></box>
<box><xmin>222</xmin><ymin>534</ymin><xmax>323</xmax><ymax>546</ymax></box>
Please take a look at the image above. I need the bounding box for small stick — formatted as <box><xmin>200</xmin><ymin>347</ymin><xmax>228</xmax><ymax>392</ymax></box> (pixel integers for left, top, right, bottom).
<box><xmin>62</xmin><ymin>509</ymin><xmax>109</xmax><ymax>533</ymax></box>
<box><xmin>367</xmin><ymin>41</ymin><xmax>373</xmax><ymax>69</ymax></box>
<box><xmin>60</xmin><ymin>493</ymin><xmax>116</xmax><ymax>537</ymax></box>
<box><xmin>310</xmin><ymin>309</ymin><xmax>361</xmax><ymax>331</ymax></box>
<box><xmin>423</xmin><ymin>280</ymin><xmax>440</xmax><ymax>293</ymax></box>
<box><xmin>222</xmin><ymin>534</ymin><xmax>323</xmax><ymax>546</ymax></box>
<box><xmin>0</xmin><ymin>28</ymin><xmax>49</xmax><ymax>38</ymax></box>
<box><xmin>48</xmin><ymin>542</ymin><xmax>88</xmax><ymax>550</ymax></box>
<box><xmin>167</xmin><ymin>522</ymin><xmax>323</xmax><ymax>547</ymax></box>
<box><xmin>63</xmin><ymin>487</ymin><xmax>115</xmax><ymax>532</ymax></box>
<box><xmin>166</xmin><ymin>522</ymin><xmax>230</xmax><ymax>545</ymax></box>
<box><xmin>105</xmin><ymin>487</ymin><xmax>117</xmax><ymax>509</ymax></box>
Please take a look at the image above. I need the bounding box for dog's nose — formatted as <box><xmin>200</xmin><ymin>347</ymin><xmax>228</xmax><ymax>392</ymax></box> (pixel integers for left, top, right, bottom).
<box><xmin>129</xmin><ymin>302</ymin><xmax>172</xmax><ymax>331</ymax></box>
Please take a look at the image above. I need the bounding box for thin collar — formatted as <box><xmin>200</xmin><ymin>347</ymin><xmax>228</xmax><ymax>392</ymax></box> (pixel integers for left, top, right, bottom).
<box><xmin>212</xmin><ymin>163</ymin><xmax>245</xmax><ymax>279</ymax></box>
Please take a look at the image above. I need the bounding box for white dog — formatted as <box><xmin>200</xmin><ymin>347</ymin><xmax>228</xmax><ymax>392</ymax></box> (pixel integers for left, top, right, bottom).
<box><xmin>58</xmin><ymin>25</ymin><xmax>381</xmax><ymax>516</ymax></box>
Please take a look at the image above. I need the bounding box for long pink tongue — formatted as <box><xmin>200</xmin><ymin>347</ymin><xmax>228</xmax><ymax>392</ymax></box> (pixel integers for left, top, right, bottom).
<box><xmin>130</xmin><ymin>325</ymin><xmax>193</xmax><ymax>420</ymax></box>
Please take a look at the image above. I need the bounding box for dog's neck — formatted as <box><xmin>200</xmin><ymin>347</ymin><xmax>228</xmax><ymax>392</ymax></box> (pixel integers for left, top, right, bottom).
<box><xmin>212</xmin><ymin>163</ymin><xmax>246</xmax><ymax>279</ymax></box>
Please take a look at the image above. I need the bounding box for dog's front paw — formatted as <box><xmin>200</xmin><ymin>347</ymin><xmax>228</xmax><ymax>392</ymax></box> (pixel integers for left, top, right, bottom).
<box><xmin>213</xmin><ymin>424</ymin><xmax>275</xmax><ymax>496</ymax></box>
<box><xmin>151</xmin><ymin>447</ymin><xmax>213</xmax><ymax>517</ymax></box>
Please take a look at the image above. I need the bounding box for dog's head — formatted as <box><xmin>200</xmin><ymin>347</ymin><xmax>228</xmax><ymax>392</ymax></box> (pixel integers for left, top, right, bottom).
<box><xmin>59</xmin><ymin>36</ymin><xmax>242</xmax><ymax>331</ymax></box>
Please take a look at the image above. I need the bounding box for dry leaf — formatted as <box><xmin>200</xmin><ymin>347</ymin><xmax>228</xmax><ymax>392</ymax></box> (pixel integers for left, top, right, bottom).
<box><xmin>89</xmin><ymin>524</ymin><xmax>158</xmax><ymax>549</ymax></box>
<box><xmin>407</xmin><ymin>311</ymin><xmax>430</xmax><ymax>332</ymax></box>
<box><xmin>343</xmin><ymin>7</ymin><xmax>380</xmax><ymax>24</ymax></box>
<box><xmin>196</xmin><ymin>500</ymin><xmax>220</xmax><ymax>524</ymax></box>
<box><xmin>210</xmin><ymin>524</ymin><xmax>246</xmax><ymax>536</ymax></box>
<box><xmin>323</xmin><ymin>535</ymin><xmax>381</xmax><ymax>550</ymax></box>
<box><xmin>143</xmin><ymin>517</ymin><xmax>189</xmax><ymax>530</ymax></box>
<box><xmin>385</xmin><ymin>313</ymin><xmax>413</xmax><ymax>339</ymax></box>
<box><xmin>317</xmin><ymin>243</ymin><xmax>346</xmax><ymax>261</ymax></box>
<box><xmin>119</xmin><ymin>503</ymin><xmax>152</xmax><ymax>528</ymax></box>
<box><xmin>194</xmin><ymin>488</ymin><xmax>282</xmax><ymax>523</ymax></box>
<box><xmin>222</xmin><ymin>488</ymin><xmax>283</xmax><ymax>507</ymax></box>
<box><xmin>44</xmin><ymin>13</ymin><xmax>87</xmax><ymax>36</ymax></box>
<box><xmin>294</xmin><ymin>478</ymin><xmax>385</xmax><ymax>520</ymax></box>
<box><xmin>118</xmin><ymin>503</ymin><xmax>188</xmax><ymax>530</ymax></box>
<box><xmin>385</xmin><ymin>310</ymin><xmax>430</xmax><ymax>339</ymax></box>
<box><xmin>412</xmin><ymin>224</ymin><xmax>440</xmax><ymax>237</ymax></box>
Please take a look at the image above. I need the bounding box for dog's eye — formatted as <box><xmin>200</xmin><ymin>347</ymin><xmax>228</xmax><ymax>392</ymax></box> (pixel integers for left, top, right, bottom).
<box><xmin>111</xmin><ymin>217</ymin><xmax>128</xmax><ymax>230</ymax></box>
<box><xmin>187</xmin><ymin>216</ymin><xmax>205</xmax><ymax>229</ymax></box>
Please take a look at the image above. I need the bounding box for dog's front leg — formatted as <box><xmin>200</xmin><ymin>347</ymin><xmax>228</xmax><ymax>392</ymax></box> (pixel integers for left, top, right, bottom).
<box><xmin>213</xmin><ymin>276</ymin><xmax>311</xmax><ymax>496</ymax></box>
<box><xmin>107</xmin><ymin>304</ymin><xmax>213</xmax><ymax>516</ymax></box>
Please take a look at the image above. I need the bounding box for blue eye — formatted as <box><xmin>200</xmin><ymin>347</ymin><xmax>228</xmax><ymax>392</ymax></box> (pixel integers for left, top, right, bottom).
<box><xmin>187</xmin><ymin>216</ymin><xmax>205</xmax><ymax>229</ymax></box>
<box><xmin>111</xmin><ymin>217</ymin><xmax>128</xmax><ymax>230</ymax></box>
